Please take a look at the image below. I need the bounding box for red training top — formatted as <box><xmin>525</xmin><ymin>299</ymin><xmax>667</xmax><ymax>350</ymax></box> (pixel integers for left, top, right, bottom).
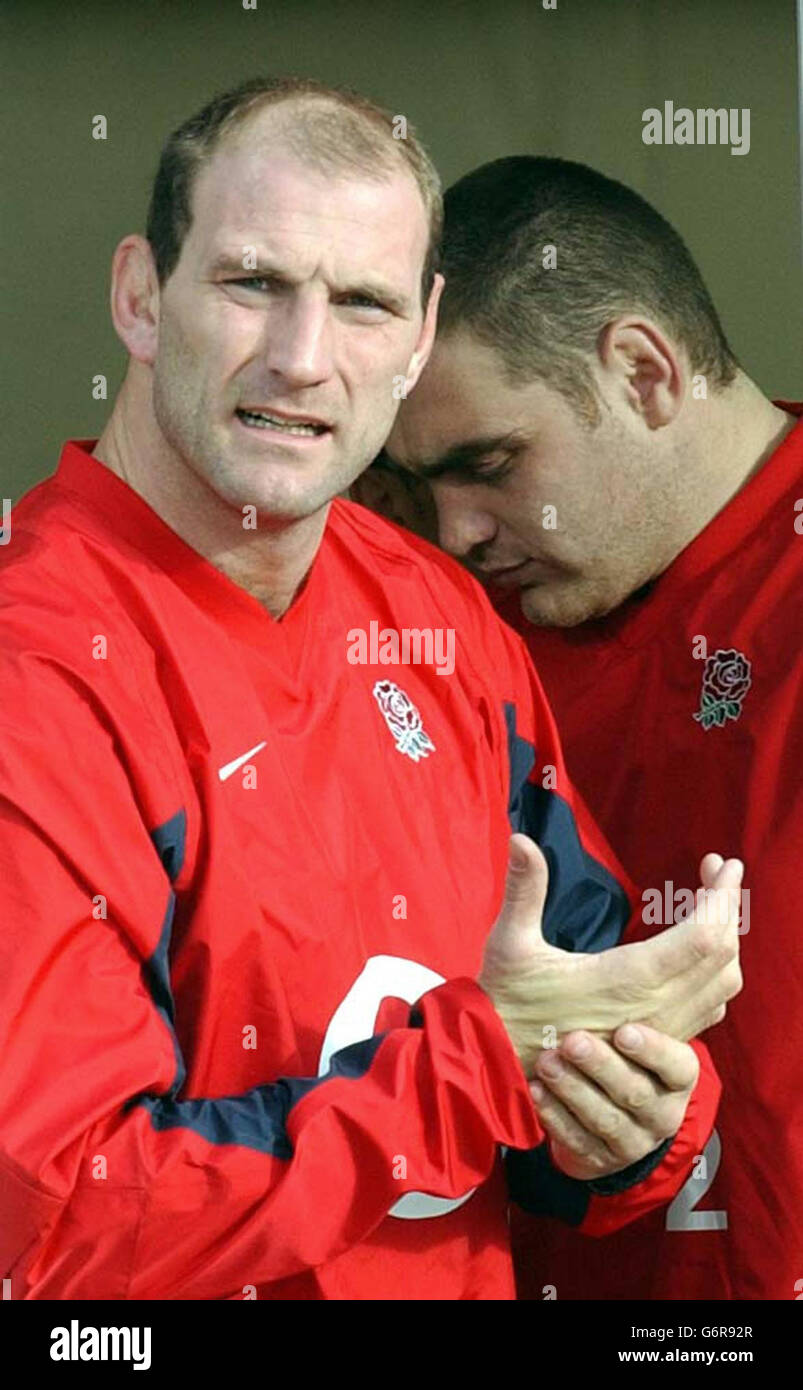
<box><xmin>504</xmin><ymin>404</ymin><xmax>803</xmax><ymax>1300</ymax></box>
<box><xmin>0</xmin><ymin>440</ymin><xmax>719</xmax><ymax>1299</ymax></box>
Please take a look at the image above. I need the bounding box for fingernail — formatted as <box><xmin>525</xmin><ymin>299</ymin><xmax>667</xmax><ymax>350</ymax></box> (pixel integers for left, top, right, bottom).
<box><xmin>565</xmin><ymin>1034</ymin><xmax>591</xmax><ymax>1059</ymax></box>
<box><xmin>529</xmin><ymin>1080</ymin><xmax>545</xmax><ymax>1103</ymax></box>
<box><xmin>508</xmin><ymin>840</ymin><xmax>528</xmax><ymax>871</ymax></box>
<box><xmin>618</xmin><ymin>1024</ymin><xmax>642</xmax><ymax>1050</ymax></box>
<box><xmin>538</xmin><ymin>1053</ymin><xmax>562</xmax><ymax>1078</ymax></box>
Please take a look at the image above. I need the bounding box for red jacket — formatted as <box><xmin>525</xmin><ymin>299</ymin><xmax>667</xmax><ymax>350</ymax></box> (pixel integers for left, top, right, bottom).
<box><xmin>0</xmin><ymin>440</ymin><xmax>719</xmax><ymax>1299</ymax></box>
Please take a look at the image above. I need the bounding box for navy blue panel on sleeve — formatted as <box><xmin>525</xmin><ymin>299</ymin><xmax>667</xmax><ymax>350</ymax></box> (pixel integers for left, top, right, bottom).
<box><xmin>136</xmin><ymin>809</ymin><xmax>393</xmax><ymax>1160</ymax></box>
<box><xmin>150</xmin><ymin>807</ymin><xmax>186</xmax><ymax>884</ymax></box>
<box><xmin>137</xmin><ymin>810</ymin><xmax>189</xmax><ymax>1099</ymax></box>
<box><xmin>505</xmin><ymin>1142</ymin><xmax>590</xmax><ymax>1226</ymax></box>
<box><xmin>504</xmin><ymin>702</ymin><xmax>630</xmax><ymax>953</ymax></box>
<box><xmin>137</xmin><ymin>1032</ymin><xmax>388</xmax><ymax>1159</ymax></box>
<box><xmin>505</xmin><ymin>1134</ymin><xmax>674</xmax><ymax>1224</ymax></box>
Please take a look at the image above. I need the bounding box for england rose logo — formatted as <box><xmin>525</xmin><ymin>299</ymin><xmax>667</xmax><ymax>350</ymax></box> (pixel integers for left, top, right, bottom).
<box><xmin>372</xmin><ymin>680</ymin><xmax>435</xmax><ymax>761</ymax></box>
<box><xmin>693</xmin><ymin>648</ymin><xmax>752</xmax><ymax>730</ymax></box>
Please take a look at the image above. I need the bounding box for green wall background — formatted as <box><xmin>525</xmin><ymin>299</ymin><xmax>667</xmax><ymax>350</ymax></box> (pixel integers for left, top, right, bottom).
<box><xmin>2</xmin><ymin>0</ymin><xmax>801</xmax><ymax>500</ymax></box>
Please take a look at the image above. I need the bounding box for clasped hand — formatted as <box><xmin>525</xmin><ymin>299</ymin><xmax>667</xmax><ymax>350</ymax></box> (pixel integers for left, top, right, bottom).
<box><xmin>479</xmin><ymin>836</ymin><xmax>743</xmax><ymax>1179</ymax></box>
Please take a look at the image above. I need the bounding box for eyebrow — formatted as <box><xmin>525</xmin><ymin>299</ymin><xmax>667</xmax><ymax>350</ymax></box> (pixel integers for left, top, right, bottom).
<box><xmin>208</xmin><ymin>252</ymin><xmax>412</xmax><ymax>316</ymax></box>
<box><xmin>381</xmin><ymin>431</ymin><xmax>527</xmax><ymax>480</ymax></box>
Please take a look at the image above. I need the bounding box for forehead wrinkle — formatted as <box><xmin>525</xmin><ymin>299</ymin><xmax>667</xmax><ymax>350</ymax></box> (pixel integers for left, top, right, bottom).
<box><xmin>201</xmin><ymin>140</ymin><xmax>422</xmax><ymax>241</ymax></box>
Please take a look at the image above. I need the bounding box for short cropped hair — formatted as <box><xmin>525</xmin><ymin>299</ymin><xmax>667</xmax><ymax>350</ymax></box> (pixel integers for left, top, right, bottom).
<box><xmin>145</xmin><ymin>75</ymin><xmax>442</xmax><ymax>306</ymax></box>
<box><xmin>438</xmin><ymin>156</ymin><xmax>738</xmax><ymax>422</ymax></box>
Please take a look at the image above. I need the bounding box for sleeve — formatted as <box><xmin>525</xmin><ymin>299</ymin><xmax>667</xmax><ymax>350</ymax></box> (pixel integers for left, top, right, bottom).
<box><xmin>473</xmin><ymin>609</ymin><xmax>722</xmax><ymax>1230</ymax></box>
<box><xmin>0</xmin><ymin>643</ymin><xmax>543</xmax><ymax>1301</ymax></box>
<box><xmin>483</xmin><ymin>611</ymin><xmax>642</xmax><ymax>953</ymax></box>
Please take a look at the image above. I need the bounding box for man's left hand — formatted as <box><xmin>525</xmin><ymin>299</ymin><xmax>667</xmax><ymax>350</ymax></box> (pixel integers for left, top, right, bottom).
<box><xmin>529</xmin><ymin>1023</ymin><xmax>699</xmax><ymax>1181</ymax></box>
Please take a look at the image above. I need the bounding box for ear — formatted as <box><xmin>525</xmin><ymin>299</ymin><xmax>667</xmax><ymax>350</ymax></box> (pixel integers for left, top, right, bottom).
<box><xmin>108</xmin><ymin>235</ymin><xmax>161</xmax><ymax>366</ymax></box>
<box><xmin>403</xmin><ymin>272</ymin><xmax>445</xmax><ymax>394</ymax></box>
<box><xmin>597</xmin><ymin>316</ymin><xmax>683</xmax><ymax>428</ymax></box>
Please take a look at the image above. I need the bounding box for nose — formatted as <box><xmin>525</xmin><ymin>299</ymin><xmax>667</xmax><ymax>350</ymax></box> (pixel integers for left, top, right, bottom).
<box><xmin>435</xmin><ymin>486</ymin><xmax>498</xmax><ymax>558</ymax></box>
<box><xmin>265</xmin><ymin>288</ymin><xmax>334</xmax><ymax>388</ymax></box>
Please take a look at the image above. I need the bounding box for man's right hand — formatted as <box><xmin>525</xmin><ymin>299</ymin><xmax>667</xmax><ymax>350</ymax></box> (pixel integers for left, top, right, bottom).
<box><xmin>478</xmin><ymin>834</ymin><xmax>743</xmax><ymax>1079</ymax></box>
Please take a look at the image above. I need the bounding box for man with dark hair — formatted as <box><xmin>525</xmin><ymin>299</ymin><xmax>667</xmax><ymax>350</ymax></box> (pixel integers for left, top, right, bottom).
<box><xmin>362</xmin><ymin>155</ymin><xmax>801</xmax><ymax>1300</ymax></box>
<box><xmin>1</xmin><ymin>98</ymin><xmax>740</xmax><ymax>1302</ymax></box>
<box><xmin>434</xmin><ymin>155</ymin><xmax>738</xmax><ymax>426</ymax></box>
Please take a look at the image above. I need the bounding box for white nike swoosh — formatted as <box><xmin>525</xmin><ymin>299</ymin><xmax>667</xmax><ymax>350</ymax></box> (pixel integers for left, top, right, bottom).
<box><xmin>217</xmin><ymin>740</ymin><xmax>268</xmax><ymax>781</ymax></box>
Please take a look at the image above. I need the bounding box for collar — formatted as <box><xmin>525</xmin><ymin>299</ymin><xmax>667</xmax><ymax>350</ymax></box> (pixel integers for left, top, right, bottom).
<box><xmin>52</xmin><ymin>439</ymin><xmax>331</xmax><ymax>650</ymax></box>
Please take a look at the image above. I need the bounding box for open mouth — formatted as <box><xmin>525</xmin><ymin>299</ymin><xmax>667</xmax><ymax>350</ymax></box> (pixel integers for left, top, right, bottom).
<box><xmin>235</xmin><ymin>408</ymin><xmax>330</xmax><ymax>438</ymax></box>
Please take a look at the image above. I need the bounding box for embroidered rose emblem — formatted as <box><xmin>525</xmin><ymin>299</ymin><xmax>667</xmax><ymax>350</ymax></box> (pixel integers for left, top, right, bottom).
<box><xmin>694</xmin><ymin>648</ymin><xmax>751</xmax><ymax>730</ymax></box>
<box><xmin>373</xmin><ymin>680</ymin><xmax>435</xmax><ymax>761</ymax></box>
<box><xmin>383</xmin><ymin>683</ymin><xmax>419</xmax><ymax>727</ymax></box>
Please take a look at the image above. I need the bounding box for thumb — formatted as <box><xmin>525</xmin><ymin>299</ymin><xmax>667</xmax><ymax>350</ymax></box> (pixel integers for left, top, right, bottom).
<box><xmin>490</xmin><ymin>834</ymin><xmax>550</xmax><ymax>953</ymax></box>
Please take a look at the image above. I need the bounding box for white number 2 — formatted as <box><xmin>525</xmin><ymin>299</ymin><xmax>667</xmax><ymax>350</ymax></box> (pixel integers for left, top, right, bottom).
<box><xmin>666</xmin><ymin>1128</ymin><xmax>728</xmax><ymax>1231</ymax></box>
<box><xmin>318</xmin><ymin>954</ymin><xmax>477</xmax><ymax>1221</ymax></box>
